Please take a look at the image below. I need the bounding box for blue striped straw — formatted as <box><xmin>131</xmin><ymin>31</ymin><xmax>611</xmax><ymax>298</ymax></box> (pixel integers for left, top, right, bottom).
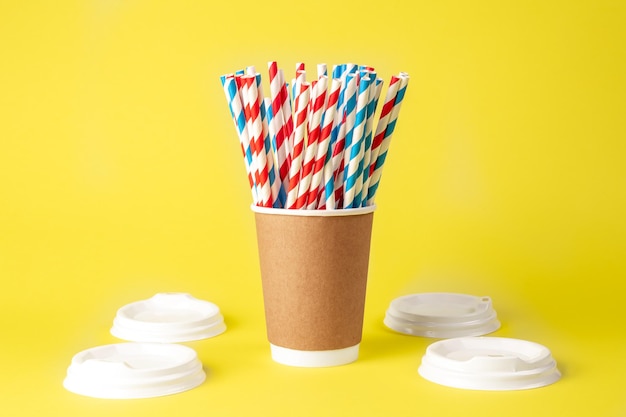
<box><xmin>345</xmin><ymin>63</ymin><xmax>358</xmax><ymax>76</ymax></box>
<box><xmin>330</xmin><ymin>64</ymin><xmax>352</xmax><ymax>144</ymax></box>
<box><xmin>220</xmin><ymin>74</ymin><xmax>257</xmax><ymax>203</ymax></box>
<box><xmin>264</xmin><ymin>98</ymin><xmax>287</xmax><ymax>207</ymax></box>
<box><xmin>360</xmin><ymin>77</ymin><xmax>383</xmax><ymax>206</ymax></box>
<box><xmin>341</xmin><ymin>73</ymin><xmax>358</xmax><ymax>178</ymax></box>
<box><xmin>366</xmin><ymin>73</ymin><xmax>409</xmax><ymax>204</ymax></box>
<box><xmin>343</xmin><ymin>76</ymin><xmax>371</xmax><ymax>208</ymax></box>
<box><xmin>340</xmin><ymin>74</ymin><xmax>357</xmax><ymax>154</ymax></box>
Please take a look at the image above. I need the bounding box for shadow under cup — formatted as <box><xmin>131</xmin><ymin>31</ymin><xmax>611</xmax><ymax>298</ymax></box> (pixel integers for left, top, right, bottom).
<box><xmin>252</xmin><ymin>205</ymin><xmax>376</xmax><ymax>367</ymax></box>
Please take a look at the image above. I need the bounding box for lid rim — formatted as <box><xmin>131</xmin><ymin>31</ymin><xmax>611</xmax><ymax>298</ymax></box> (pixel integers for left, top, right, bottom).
<box><xmin>111</xmin><ymin>293</ymin><xmax>227</xmax><ymax>343</ymax></box>
<box><xmin>418</xmin><ymin>337</ymin><xmax>561</xmax><ymax>390</ymax></box>
<box><xmin>111</xmin><ymin>322</ymin><xmax>227</xmax><ymax>343</ymax></box>
<box><xmin>384</xmin><ymin>292</ymin><xmax>500</xmax><ymax>338</ymax></box>
<box><xmin>64</xmin><ymin>343</ymin><xmax>206</xmax><ymax>399</ymax></box>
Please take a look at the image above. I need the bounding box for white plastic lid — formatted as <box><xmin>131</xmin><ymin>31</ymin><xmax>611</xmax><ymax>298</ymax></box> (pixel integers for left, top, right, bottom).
<box><xmin>63</xmin><ymin>343</ymin><xmax>206</xmax><ymax>399</ymax></box>
<box><xmin>418</xmin><ymin>337</ymin><xmax>561</xmax><ymax>390</ymax></box>
<box><xmin>111</xmin><ymin>293</ymin><xmax>226</xmax><ymax>343</ymax></box>
<box><xmin>384</xmin><ymin>292</ymin><xmax>500</xmax><ymax>338</ymax></box>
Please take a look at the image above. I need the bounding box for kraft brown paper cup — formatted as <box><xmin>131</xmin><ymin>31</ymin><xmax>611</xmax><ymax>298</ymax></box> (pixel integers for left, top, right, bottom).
<box><xmin>252</xmin><ymin>204</ymin><xmax>376</xmax><ymax>367</ymax></box>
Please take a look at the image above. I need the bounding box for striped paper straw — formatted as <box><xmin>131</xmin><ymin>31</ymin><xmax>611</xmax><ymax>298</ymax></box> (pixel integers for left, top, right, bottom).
<box><xmin>292</xmin><ymin>69</ymin><xmax>306</xmax><ymax>103</ymax></box>
<box><xmin>341</xmin><ymin>73</ymin><xmax>358</xmax><ymax>173</ymax></box>
<box><xmin>295</xmin><ymin>63</ymin><xmax>306</xmax><ymax>100</ymax></box>
<box><xmin>330</xmin><ymin>64</ymin><xmax>351</xmax><ymax>144</ymax></box>
<box><xmin>277</xmin><ymin>69</ymin><xmax>294</xmax><ymax>156</ymax></box>
<box><xmin>254</xmin><ymin>73</ymin><xmax>283</xmax><ymax>208</ymax></box>
<box><xmin>220</xmin><ymin>75</ymin><xmax>257</xmax><ymax>204</ymax></box>
<box><xmin>334</xmin><ymin>158</ymin><xmax>345</xmax><ymax>208</ymax></box>
<box><xmin>241</xmin><ymin>75</ymin><xmax>273</xmax><ymax>207</ymax></box>
<box><xmin>320</xmin><ymin>107</ymin><xmax>342</xmax><ymax>209</ymax></box>
<box><xmin>264</xmin><ymin>97</ymin><xmax>287</xmax><ymax>207</ymax></box>
<box><xmin>236</xmin><ymin>74</ymin><xmax>262</xmax><ymax>202</ymax></box>
<box><xmin>317</xmin><ymin>63</ymin><xmax>328</xmax><ymax>78</ymax></box>
<box><xmin>367</xmin><ymin>75</ymin><xmax>401</xmax><ymax>178</ymax></box>
<box><xmin>360</xmin><ymin>77</ymin><xmax>384</xmax><ymax>205</ymax></box>
<box><xmin>264</xmin><ymin>96</ymin><xmax>279</xmax><ymax>173</ymax></box>
<box><xmin>345</xmin><ymin>63</ymin><xmax>358</xmax><ymax>76</ymax></box>
<box><xmin>316</xmin><ymin>168</ymin><xmax>329</xmax><ymax>209</ymax></box>
<box><xmin>306</xmin><ymin>78</ymin><xmax>318</xmax><ymax>135</ymax></box>
<box><xmin>234</xmin><ymin>73</ymin><xmax>260</xmax><ymax>199</ymax></box>
<box><xmin>343</xmin><ymin>76</ymin><xmax>371</xmax><ymax>208</ymax></box>
<box><xmin>331</xmin><ymin>64</ymin><xmax>341</xmax><ymax>79</ymax></box>
<box><xmin>285</xmin><ymin>82</ymin><xmax>310</xmax><ymax>209</ymax></box>
<box><xmin>306</xmin><ymin>77</ymin><xmax>341</xmax><ymax>209</ymax></box>
<box><xmin>366</xmin><ymin>73</ymin><xmax>409</xmax><ymax>205</ymax></box>
<box><xmin>295</xmin><ymin>76</ymin><xmax>327</xmax><ymax>209</ymax></box>
<box><xmin>267</xmin><ymin>62</ymin><xmax>290</xmax><ymax>195</ymax></box>
<box><xmin>330</xmin><ymin>114</ymin><xmax>347</xmax><ymax>208</ymax></box>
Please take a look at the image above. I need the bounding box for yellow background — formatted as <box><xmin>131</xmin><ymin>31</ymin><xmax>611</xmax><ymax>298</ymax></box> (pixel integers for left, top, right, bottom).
<box><xmin>1</xmin><ymin>0</ymin><xmax>625</xmax><ymax>416</ymax></box>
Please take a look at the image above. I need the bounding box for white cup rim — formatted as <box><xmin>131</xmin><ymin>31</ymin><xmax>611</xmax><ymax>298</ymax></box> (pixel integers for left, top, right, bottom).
<box><xmin>251</xmin><ymin>204</ymin><xmax>376</xmax><ymax>217</ymax></box>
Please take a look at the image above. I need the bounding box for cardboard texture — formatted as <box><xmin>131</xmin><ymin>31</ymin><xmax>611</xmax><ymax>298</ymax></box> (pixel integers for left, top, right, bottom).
<box><xmin>254</xmin><ymin>210</ymin><xmax>374</xmax><ymax>351</ymax></box>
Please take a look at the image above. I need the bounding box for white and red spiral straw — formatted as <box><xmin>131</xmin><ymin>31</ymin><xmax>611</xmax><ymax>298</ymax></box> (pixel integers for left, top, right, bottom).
<box><xmin>241</xmin><ymin>75</ymin><xmax>273</xmax><ymax>207</ymax></box>
<box><xmin>295</xmin><ymin>76</ymin><xmax>327</xmax><ymax>209</ymax></box>
<box><xmin>268</xmin><ymin>62</ymin><xmax>290</xmax><ymax>192</ymax></box>
<box><xmin>285</xmin><ymin>81</ymin><xmax>310</xmax><ymax>209</ymax></box>
<box><xmin>307</xmin><ymin>77</ymin><xmax>341</xmax><ymax>209</ymax></box>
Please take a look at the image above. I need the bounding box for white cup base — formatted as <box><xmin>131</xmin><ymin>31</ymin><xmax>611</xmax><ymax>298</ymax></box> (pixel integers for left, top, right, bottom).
<box><xmin>270</xmin><ymin>344</ymin><xmax>360</xmax><ymax>367</ymax></box>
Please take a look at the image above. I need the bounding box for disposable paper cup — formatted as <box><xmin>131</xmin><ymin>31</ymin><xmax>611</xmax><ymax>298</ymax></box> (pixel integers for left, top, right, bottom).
<box><xmin>252</xmin><ymin>205</ymin><xmax>376</xmax><ymax>367</ymax></box>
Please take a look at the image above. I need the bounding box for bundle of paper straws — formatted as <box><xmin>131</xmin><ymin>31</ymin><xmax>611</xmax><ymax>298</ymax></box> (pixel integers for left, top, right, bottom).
<box><xmin>220</xmin><ymin>62</ymin><xmax>408</xmax><ymax>209</ymax></box>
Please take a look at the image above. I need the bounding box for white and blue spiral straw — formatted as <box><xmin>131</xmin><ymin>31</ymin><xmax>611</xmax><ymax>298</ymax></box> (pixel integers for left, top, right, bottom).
<box><xmin>220</xmin><ymin>74</ymin><xmax>257</xmax><ymax>204</ymax></box>
<box><xmin>252</xmin><ymin>72</ymin><xmax>283</xmax><ymax>208</ymax></box>
<box><xmin>366</xmin><ymin>73</ymin><xmax>410</xmax><ymax>205</ymax></box>
<box><xmin>263</xmin><ymin>97</ymin><xmax>287</xmax><ymax>207</ymax></box>
<box><xmin>360</xmin><ymin>77</ymin><xmax>383</xmax><ymax>206</ymax></box>
<box><xmin>343</xmin><ymin>76</ymin><xmax>371</xmax><ymax>208</ymax></box>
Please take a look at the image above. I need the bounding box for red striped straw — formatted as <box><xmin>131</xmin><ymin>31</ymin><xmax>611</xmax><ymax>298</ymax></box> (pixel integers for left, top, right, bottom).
<box><xmin>253</xmin><ymin>72</ymin><xmax>282</xmax><ymax>207</ymax></box>
<box><xmin>293</xmin><ymin>69</ymin><xmax>307</xmax><ymax>103</ymax></box>
<box><xmin>368</xmin><ymin>75</ymin><xmax>401</xmax><ymax>179</ymax></box>
<box><xmin>236</xmin><ymin>75</ymin><xmax>262</xmax><ymax>203</ymax></box>
<box><xmin>295</xmin><ymin>76</ymin><xmax>327</xmax><ymax>209</ymax></box>
<box><xmin>278</xmin><ymin>69</ymin><xmax>294</xmax><ymax>158</ymax></box>
<box><xmin>307</xmin><ymin>77</ymin><xmax>341</xmax><ymax>209</ymax></box>
<box><xmin>306</xmin><ymin>79</ymin><xmax>318</xmax><ymax>135</ymax></box>
<box><xmin>285</xmin><ymin>82</ymin><xmax>310</xmax><ymax>209</ymax></box>
<box><xmin>264</xmin><ymin>96</ymin><xmax>278</xmax><ymax>163</ymax></box>
<box><xmin>267</xmin><ymin>62</ymin><xmax>290</xmax><ymax>189</ymax></box>
<box><xmin>331</xmin><ymin>114</ymin><xmax>347</xmax><ymax>208</ymax></box>
<box><xmin>334</xmin><ymin>160</ymin><xmax>345</xmax><ymax>208</ymax></box>
<box><xmin>246</xmin><ymin>67</ymin><xmax>279</xmax><ymax>201</ymax></box>
<box><xmin>221</xmin><ymin>75</ymin><xmax>257</xmax><ymax>204</ymax></box>
<box><xmin>367</xmin><ymin>73</ymin><xmax>409</xmax><ymax>205</ymax></box>
<box><xmin>316</xmin><ymin>166</ymin><xmax>328</xmax><ymax>209</ymax></box>
<box><xmin>241</xmin><ymin>75</ymin><xmax>273</xmax><ymax>207</ymax></box>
